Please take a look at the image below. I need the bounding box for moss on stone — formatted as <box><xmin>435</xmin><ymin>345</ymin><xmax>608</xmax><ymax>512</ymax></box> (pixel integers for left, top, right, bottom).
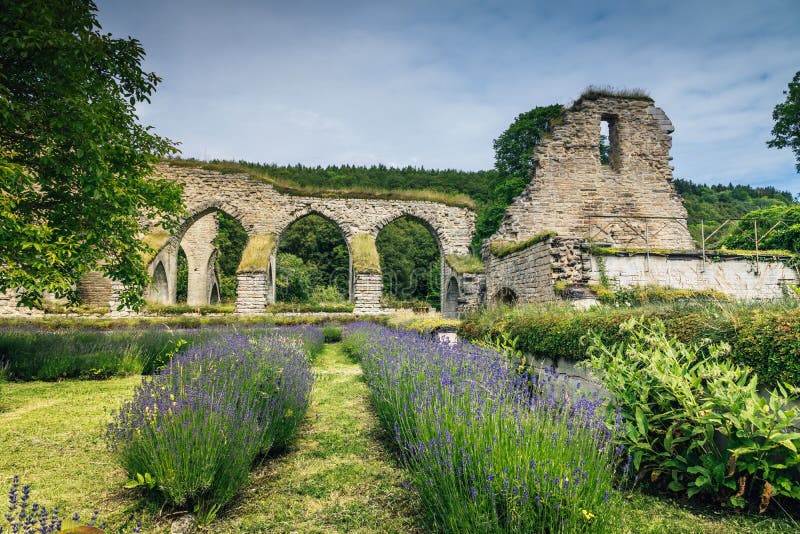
<box><xmin>489</xmin><ymin>232</ymin><xmax>557</xmax><ymax>259</ymax></box>
<box><xmin>141</xmin><ymin>230</ymin><xmax>170</xmax><ymax>265</ymax></box>
<box><xmin>165</xmin><ymin>159</ymin><xmax>476</xmax><ymax>209</ymax></box>
<box><xmin>237</xmin><ymin>234</ymin><xmax>276</xmax><ymax>273</ymax></box>
<box><xmin>446</xmin><ymin>254</ymin><xmax>484</xmax><ymax>273</ymax></box>
<box><xmin>351</xmin><ymin>234</ymin><xmax>381</xmax><ymax>274</ymax></box>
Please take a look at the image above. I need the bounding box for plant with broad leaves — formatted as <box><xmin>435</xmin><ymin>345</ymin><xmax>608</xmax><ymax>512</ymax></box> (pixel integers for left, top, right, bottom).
<box><xmin>584</xmin><ymin>318</ymin><xmax>800</xmax><ymax>511</ymax></box>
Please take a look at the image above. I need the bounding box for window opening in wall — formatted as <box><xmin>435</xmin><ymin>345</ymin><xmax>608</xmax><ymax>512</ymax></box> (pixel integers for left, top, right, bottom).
<box><xmin>599</xmin><ymin>114</ymin><xmax>618</xmax><ymax>169</ymax></box>
<box><xmin>599</xmin><ymin>120</ymin><xmax>611</xmax><ymax>165</ymax></box>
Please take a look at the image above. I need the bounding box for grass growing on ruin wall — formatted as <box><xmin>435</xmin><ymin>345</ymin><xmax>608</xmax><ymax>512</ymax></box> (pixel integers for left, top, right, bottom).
<box><xmin>351</xmin><ymin>234</ymin><xmax>381</xmax><ymax>274</ymax></box>
<box><xmin>237</xmin><ymin>233</ymin><xmax>276</xmax><ymax>273</ymax></box>
<box><xmin>459</xmin><ymin>301</ymin><xmax>800</xmax><ymax>387</ymax></box>
<box><xmin>445</xmin><ymin>254</ymin><xmax>484</xmax><ymax>273</ymax></box>
<box><xmin>140</xmin><ymin>230</ymin><xmax>170</xmax><ymax>265</ymax></box>
<box><xmin>164</xmin><ymin>159</ymin><xmax>476</xmax><ymax>209</ymax></box>
<box><xmin>489</xmin><ymin>231</ymin><xmax>557</xmax><ymax>258</ymax></box>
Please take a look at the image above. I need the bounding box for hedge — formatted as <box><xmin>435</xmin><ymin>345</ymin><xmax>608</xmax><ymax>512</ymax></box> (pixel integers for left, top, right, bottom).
<box><xmin>459</xmin><ymin>304</ymin><xmax>800</xmax><ymax>387</ymax></box>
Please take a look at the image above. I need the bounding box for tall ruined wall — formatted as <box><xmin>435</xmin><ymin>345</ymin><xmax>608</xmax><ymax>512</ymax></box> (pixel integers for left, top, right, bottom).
<box><xmin>492</xmin><ymin>96</ymin><xmax>695</xmax><ymax>250</ymax></box>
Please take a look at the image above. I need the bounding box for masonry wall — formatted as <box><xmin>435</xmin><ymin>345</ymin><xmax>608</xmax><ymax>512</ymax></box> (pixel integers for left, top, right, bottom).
<box><xmin>593</xmin><ymin>254</ymin><xmax>800</xmax><ymax>300</ymax></box>
<box><xmin>492</xmin><ymin>96</ymin><xmax>695</xmax><ymax>250</ymax></box>
<box><xmin>483</xmin><ymin>238</ymin><xmax>589</xmax><ymax>304</ymax></box>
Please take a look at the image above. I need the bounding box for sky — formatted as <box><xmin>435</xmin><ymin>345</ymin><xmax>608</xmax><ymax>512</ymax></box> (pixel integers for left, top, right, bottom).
<box><xmin>95</xmin><ymin>0</ymin><xmax>800</xmax><ymax>196</ymax></box>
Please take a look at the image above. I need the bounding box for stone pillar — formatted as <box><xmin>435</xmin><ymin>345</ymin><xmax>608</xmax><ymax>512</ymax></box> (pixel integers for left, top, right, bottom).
<box><xmin>235</xmin><ymin>272</ymin><xmax>269</xmax><ymax>313</ymax></box>
<box><xmin>353</xmin><ymin>273</ymin><xmax>383</xmax><ymax>313</ymax></box>
<box><xmin>181</xmin><ymin>213</ymin><xmax>218</xmax><ymax>306</ymax></box>
<box><xmin>77</xmin><ymin>271</ymin><xmax>114</xmax><ymax>305</ymax></box>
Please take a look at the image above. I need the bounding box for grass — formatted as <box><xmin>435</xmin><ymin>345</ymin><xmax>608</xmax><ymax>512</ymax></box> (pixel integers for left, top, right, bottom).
<box><xmin>489</xmin><ymin>231</ymin><xmax>557</xmax><ymax>258</ymax></box>
<box><xmin>141</xmin><ymin>230</ymin><xmax>171</xmax><ymax>264</ymax></box>
<box><xmin>576</xmin><ymin>85</ymin><xmax>653</xmax><ymax>103</ymax></box>
<box><xmin>237</xmin><ymin>234</ymin><xmax>276</xmax><ymax>273</ymax></box>
<box><xmin>2</xmin><ymin>332</ymin><xmax>797</xmax><ymax>532</ymax></box>
<box><xmin>164</xmin><ymin>159</ymin><xmax>476</xmax><ymax>209</ymax></box>
<box><xmin>351</xmin><ymin>234</ymin><xmax>381</xmax><ymax>274</ymax></box>
<box><xmin>264</xmin><ymin>302</ymin><xmax>355</xmax><ymax>313</ymax></box>
<box><xmin>445</xmin><ymin>254</ymin><xmax>484</xmax><ymax>273</ymax></box>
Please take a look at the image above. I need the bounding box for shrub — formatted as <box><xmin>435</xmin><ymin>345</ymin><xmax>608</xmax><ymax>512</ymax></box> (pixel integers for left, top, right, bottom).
<box><xmin>459</xmin><ymin>302</ymin><xmax>800</xmax><ymax>387</ymax></box>
<box><xmin>321</xmin><ymin>326</ymin><xmax>342</xmax><ymax>343</ymax></box>
<box><xmin>344</xmin><ymin>323</ymin><xmax>618</xmax><ymax>533</ymax></box>
<box><xmin>0</xmin><ymin>475</ymin><xmax>114</xmax><ymax>533</ymax></box>
<box><xmin>107</xmin><ymin>332</ymin><xmax>313</xmax><ymax>523</ymax></box>
<box><xmin>584</xmin><ymin>318</ymin><xmax>800</xmax><ymax>511</ymax></box>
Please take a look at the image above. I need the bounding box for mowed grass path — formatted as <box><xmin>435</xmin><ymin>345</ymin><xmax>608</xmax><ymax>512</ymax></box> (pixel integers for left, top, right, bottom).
<box><xmin>214</xmin><ymin>342</ymin><xmax>422</xmax><ymax>532</ymax></box>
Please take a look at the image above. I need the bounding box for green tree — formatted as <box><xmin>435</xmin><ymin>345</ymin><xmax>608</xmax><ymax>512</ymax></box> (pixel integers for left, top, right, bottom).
<box><xmin>213</xmin><ymin>212</ymin><xmax>248</xmax><ymax>302</ymax></box>
<box><xmin>472</xmin><ymin>104</ymin><xmax>564</xmax><ymax>250</ymax></box>
<box><xmin>768</xmin><ymin>71</ymin><xmax>800</xmax><ymax>173</ymax></box>
<box><xmin>275</xmin><ymin>252</ymin><xmax>311</xmax><ymax>302</ymax></box>
<box><xmin>376</xmin><ymin>217</ymin><xmax>441</xmax><ymax>309</ymax></box>
<box><xmin>277</xmin><ymin>214</ymin><xmax>349</xmax><ymax>298</ymax></box>
<box><xmin>0</xmin><ymin>0</ymin><xmax>183</xmax><ymax>308</ymax></box>
<box><xmin>720</xmin><ymin>205</ymin><xmax>800</xmax><ymax>253</ymax></box>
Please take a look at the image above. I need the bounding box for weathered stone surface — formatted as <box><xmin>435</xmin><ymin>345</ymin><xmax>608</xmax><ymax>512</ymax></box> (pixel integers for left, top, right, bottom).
<box><xmin>492</xmin><ymin>96</ymin><xmax>695</xmax><ymax>250</ymax></box>
<box><xmin>594</xmin><ymin>253</ymin><xmax>799</xmax><ymax>300</ymax></box>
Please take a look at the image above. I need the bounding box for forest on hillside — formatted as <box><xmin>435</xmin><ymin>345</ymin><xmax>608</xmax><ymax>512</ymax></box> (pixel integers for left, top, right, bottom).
<box><xmin>188</xmin><ymin>159</ymin><xmax>796</xmax><ymax>308</ymax></box>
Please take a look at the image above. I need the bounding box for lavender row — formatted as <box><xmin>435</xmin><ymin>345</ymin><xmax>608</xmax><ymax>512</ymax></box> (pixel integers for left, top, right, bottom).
<box><xmin>106</xmin><ymin>329</ymin><xmax>315</xmax><ymax>523</ymax></box>
<box><xmin>343</xmin><ymin>323</ymin><xmax>620</xmax><ymax>533</ymax></box>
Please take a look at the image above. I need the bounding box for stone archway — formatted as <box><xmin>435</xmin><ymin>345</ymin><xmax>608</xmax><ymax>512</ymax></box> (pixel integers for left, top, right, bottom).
<box><xmin>375</xmin><ymin>213</ymin><xmax>445</xmax><ymax>311</ymax></box>
<box><xmin>150</xmin><ymin>261</ymin><xmax>169</xmax><ymax>304</ymax></box>
<box><xmin>493</xmin><ymin>287</ymin><xmax>518</xmax><ymax>305</ymax></box>
<box><xmin>273</xmin><ymin>211</ymin><xmax>353</xmax><ymax>305</ymax></box>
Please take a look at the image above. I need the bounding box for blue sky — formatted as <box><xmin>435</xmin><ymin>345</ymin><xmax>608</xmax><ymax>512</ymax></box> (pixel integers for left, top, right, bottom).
<box><xmin>96</xmin><ymin>0</ymin><xmax>800</xmax><ymax>196</ymax></box>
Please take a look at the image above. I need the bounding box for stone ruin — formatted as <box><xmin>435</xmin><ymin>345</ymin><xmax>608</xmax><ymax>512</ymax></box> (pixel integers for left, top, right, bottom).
<box><xmin>1</xmin><ymin>90</ymin><xmax>797</xmax><ymax>317</ymax></box>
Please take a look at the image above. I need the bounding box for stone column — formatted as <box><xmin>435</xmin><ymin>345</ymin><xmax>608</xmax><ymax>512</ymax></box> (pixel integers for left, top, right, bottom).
<box><xmin>181</xmin><ymin>213</ymin><xmax>218</xmax><ymax>306</ymax></box>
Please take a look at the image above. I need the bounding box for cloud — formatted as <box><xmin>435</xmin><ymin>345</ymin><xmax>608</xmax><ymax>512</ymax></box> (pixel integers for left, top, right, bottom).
<box><xmin>99</xmin><ymin>0</ymin><xmax>800</xmax><ymax>195</ymax></box>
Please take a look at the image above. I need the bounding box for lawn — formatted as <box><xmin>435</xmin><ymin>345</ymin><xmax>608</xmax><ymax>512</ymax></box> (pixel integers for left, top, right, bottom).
<box><xmin>0</xmin><ymin>342</ymin><xmax>797</xmax><ymax>532</ymax></box>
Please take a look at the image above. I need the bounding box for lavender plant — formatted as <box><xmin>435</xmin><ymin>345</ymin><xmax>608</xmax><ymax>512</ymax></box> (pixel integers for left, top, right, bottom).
<box><xmin>0</xmin><ymin>475</ymin><xmax>114</xmax><ymax>534</ymax></box>
<box><xmin>107</xmin><ymin>331</ymin><xmax>313</xmax><ymax>523</ymax></box>
<box><xmin>344</xmin><ymin>323</ymin><xmax>618</xmax><ymax>533</ymax></box>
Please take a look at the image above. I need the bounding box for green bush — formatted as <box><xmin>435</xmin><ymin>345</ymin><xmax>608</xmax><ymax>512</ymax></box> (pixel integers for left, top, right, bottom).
<box><xmin>585</xmin><ymin>319</ymin><xmax>800</xmax><ymax>511</ymax></box>
<box><xmin>459</xmin><ymin>302</ymin><xmax>800</xmax><ymax>387</ymax></box>
<box><xmin>321</xmin><ymin>326</ymin><xmax>342</xmax><ymax>343</ymax></box>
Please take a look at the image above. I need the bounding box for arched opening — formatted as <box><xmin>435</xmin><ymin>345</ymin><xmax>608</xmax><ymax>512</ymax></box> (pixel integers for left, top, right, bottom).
<box><xmin>151</xmin><ymin>261</ymin><xmax>169</xmax><ymax>305</ymax></box>
<box><xmin>176</xmin><ymin>246</ymin><xmax>188</xmax><ymax>304</ymax></box>
<box><xmin>275</xmin><ymin>213</ymin><xmax>351</xmax><ymax>308</ymax></box>
<box><xmin>376</xmin><ymin>215</ymin><xmax>441</xmax><ymax>310</ymax></box>
<box><xmin>442</xmin><ymin>276</ymin><xmax>460</xmax><ymax>318</ymax></box>
<box><xmin>169</xmin><ymin>209</ymin><xmax>246</xmax><ymax>307</ymax></box>
<box><xmin>493</xmin><ymin>287</ymin><xmax>518</xmax><ymax>306</ymax></box>
<box><xmin>212</xmin><ymin>212</ymin><xmax>248</xmax><ymax>303</ymax></box>
<box><xmin>209</xmin><ymin>280</ymin><xmax>220</xmax><ymax>305</ymax></box>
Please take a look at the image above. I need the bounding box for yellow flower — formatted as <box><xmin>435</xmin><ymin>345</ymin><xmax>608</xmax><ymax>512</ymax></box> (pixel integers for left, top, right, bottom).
<box><xmin>581</xmin><ymin>509</ymin><xmax>596</xmax><ymax>521</ymax></box>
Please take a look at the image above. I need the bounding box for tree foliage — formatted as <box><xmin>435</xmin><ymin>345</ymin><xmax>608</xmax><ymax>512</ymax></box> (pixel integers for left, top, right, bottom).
<box><xmin>213</xmin><ymin>212</ymin><xmax>248</xmax><ymax>302</ymax></box>
<box><xmin>472</xmin><ymin>105</ymin><xmax>565</xmax><ymax>251</ymax></box>
<box><xmin>277</xmin><ymin>214</ymin><xmax>349</xmax><ymax>301</ymax></box>
<box><xmin>674</xmin><ymin>179</ymin><xmax>795</xmax><ymax>247</ymax></box>
<box><xmin>376</xmin><ymin>217</ymin><xmax>441</xmax><ymax>309</ymax></box>
<box><xmin>275</xmin><ymin>252</ymin><xmax>311</xmax><ymax>303</ymax></box>
<box><xmin>720</xmin><ymin>205</ymin><xmax>800</xmax><ymax>253</ymax></box>
<box><xmin>0</xmin><ymin>0</ymin><xmax>183</xmax><ymax>308</ymax></box>
<box><xmin>768</xmin><ymin>71</ymin><xmax>800</xmax><ymax>173</ymax></box>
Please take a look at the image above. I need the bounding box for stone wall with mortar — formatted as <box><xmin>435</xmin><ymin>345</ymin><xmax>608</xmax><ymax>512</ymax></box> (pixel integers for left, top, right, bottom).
<box><xmin>442</xmin><ymin>261</ymin><xmax>484</xmax><ymax>318</ymax></box>
<box><xmin>492</xmin><ymin>96</ymin><xmax>695</xmax><ymax>250</ymax></box>
<box><xmin>483</xmin><ymin>237</ymin><xmax>590</xmax><ymax>305</ymax></box>
<box><xmin>592</xmin><ymin>253</ymin><xmax>800</xmax><ymax>300</ymax></box>
<box><xmin>137</xmin><ymin>164</ymin><xmax>476</xmax><ymax>314</ymax></box>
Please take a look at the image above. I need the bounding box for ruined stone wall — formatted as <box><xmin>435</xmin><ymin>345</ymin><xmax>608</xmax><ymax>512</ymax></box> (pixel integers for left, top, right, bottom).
<box><xmin>593</xmin><ymin>253</ymin><xmax>799</xmax><ymax>300</ymax></box>
<box><xmin>492</xmin><ymin>96</ymin><xmax>695</xmax><ymax>250</ymax></box>
<box><xmin>483</xmin><ymin>237</ymin><xmax>590</xmax><ymax>304</ymax></box>
<box><xmin>441</xmin><ymin>261</ymin><xmax>484</xmax><ymax>318</ymax></box>
<box><xmin>138</xmin><ymin>164</ymin><xmax>476</xmax><ymax>314</ymax></box>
